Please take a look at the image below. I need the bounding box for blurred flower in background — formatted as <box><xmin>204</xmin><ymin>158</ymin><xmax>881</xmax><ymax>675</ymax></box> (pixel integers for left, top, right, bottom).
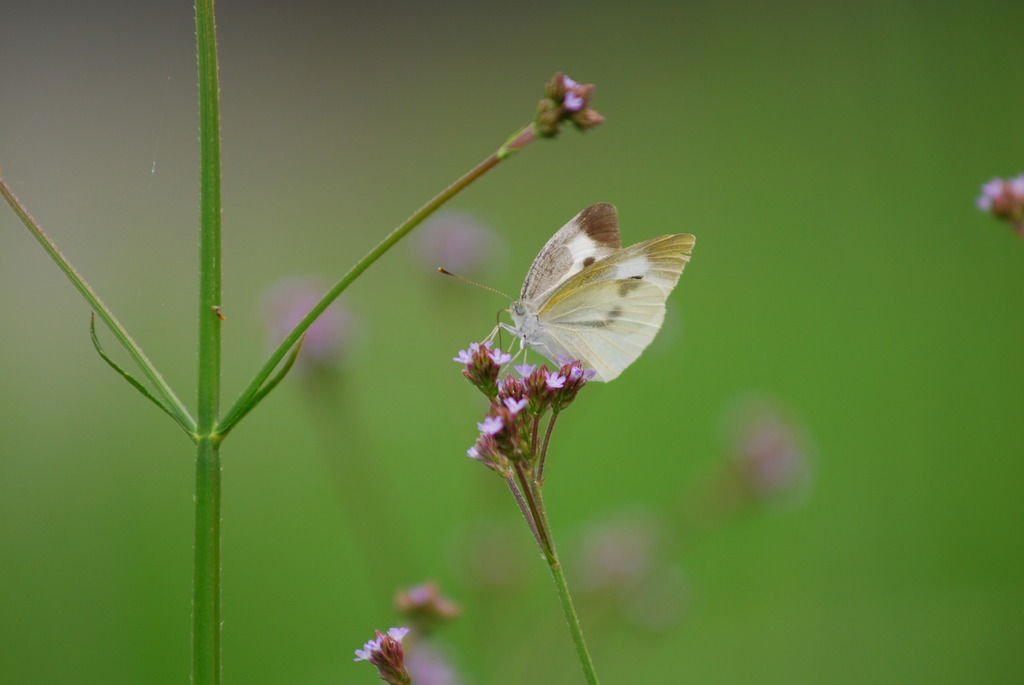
<box><xmin>411</xmin><ymin>210</ymin><xmax>503</xmax><ymax>278</ymax></box>
<box><xmin>404</xmin><ymin>641</ymin><xmax>464</xmax><ymax>685</ymax></box>
<box><xmin>724</xmin><ymin>394</ymin><xmax>814</xmax><ymax>506</ymax></box>
<box><xmin>575</xmin><ymin>508</ymin><xmax>688</xmax><ymax>631</ymax></box>
<box><xmin>395</xmin><ymin>580</ymin><xmax>461</xmax><ymax>636</ymax></box>
<box><xmin>976</xmin><ymin>174</ymin><xmax>1024</xmax><ymax>238</ymax></box>
<box><xmin>260</xmin><ymin>276</ymin><xmax>360</xmax><ymax>373</ymax></box>
<box><xmin>394</xmin><ymin>581</ymin><xmax>464</xmax><ymax>685</ymax></box>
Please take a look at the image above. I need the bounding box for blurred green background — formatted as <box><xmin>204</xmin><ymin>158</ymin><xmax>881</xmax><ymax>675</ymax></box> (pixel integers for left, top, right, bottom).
<box><xmin>2</xmin><ymin>0</ymin><xmax>1022</xmax><ymax>683</ymax></box>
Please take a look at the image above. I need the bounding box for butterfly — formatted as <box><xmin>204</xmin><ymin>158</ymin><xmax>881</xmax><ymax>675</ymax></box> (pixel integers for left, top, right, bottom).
<box><xmin>506</xmin><ymin>203</ymin><xmax>695</xmax><ymax>382</ymax></box>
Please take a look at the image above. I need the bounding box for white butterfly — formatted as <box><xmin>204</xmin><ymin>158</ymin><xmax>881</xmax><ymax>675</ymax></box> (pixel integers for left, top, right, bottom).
<box><xmin>506</xmin><ymin>203</ymin><xmax>695</xmax><ymax>382</ymax></box>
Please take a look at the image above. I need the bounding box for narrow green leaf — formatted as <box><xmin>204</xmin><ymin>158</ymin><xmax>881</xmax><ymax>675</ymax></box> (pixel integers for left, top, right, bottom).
<box><xmin>0</xmin><ymin>177</ymin><xmax>196</xmax><ymax>433</ymax></box>
<box><xmin>216</xmin><ymin>335</ymin><xmax>306</xmax><ymax>437</ymax></box>
<box><xmin>89</xmin><ymin>314</ymin><xmax>197</xmax><ymax>438</ymax></box>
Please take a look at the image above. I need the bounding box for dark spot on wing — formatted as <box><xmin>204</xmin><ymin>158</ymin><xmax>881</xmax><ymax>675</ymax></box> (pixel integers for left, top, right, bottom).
<box><xmin>583</xmin><ymin>256</ymin><xmax>596</xmax><ymax>267</ymax></box>
<box><xmin>576</xmin><ymin>203</ymin><xmax>621</xmax><ymax>249</ymax></box>
<box><xmin>630</xmin><ymin>274</ymin><xmax>643</xmax><ymax>279</ymax></box>
<box><xmin>618</xmin><ymin>279</ymin><xmax>645</xmax><ymax>297</ymax></box>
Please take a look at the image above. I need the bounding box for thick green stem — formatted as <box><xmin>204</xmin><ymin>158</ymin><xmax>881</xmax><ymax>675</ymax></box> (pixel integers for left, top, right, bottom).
<box><xmin>193</xmin><ymin>0</ymin><xmax>223</xmax><ymax>683</ymax></box>
<box><xmin>192</xmin><ymin>437</ymin><xmax>222</xmax><ymax>685</ymax></box>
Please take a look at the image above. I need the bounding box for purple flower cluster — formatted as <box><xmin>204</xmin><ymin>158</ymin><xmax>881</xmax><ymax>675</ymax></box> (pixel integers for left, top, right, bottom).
<box><xmin>534</xmin><ymin>72</ymin><xmax>605</xmax><ymax>137</ymax></box>
<box><xmin>454</xmin><ymin>343</ymin><xmax>595</xmax><ymax>475</ymax></box>
<box><xmin>354</xmin><ymin>627</ymin><xmax>412</xmax><ymax>685</ymax></box>
<box><xmin>977</xmin><ymin>174</ymin><xmax>1024</xmax><ymax>237</ymax></box>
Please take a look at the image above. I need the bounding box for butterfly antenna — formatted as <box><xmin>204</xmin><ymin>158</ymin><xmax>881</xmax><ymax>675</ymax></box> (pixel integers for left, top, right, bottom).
<box><xmin>437</xmin><ymin>267</ymin><xmax>512</xmax><ymax>300</ymax></box>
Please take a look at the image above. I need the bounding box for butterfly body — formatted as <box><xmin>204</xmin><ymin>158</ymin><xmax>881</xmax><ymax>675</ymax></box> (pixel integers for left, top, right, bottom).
<box><xmin>506</xmin><ymin>203</ymin><xmax>695</xmax><ymax>382</ymax></box>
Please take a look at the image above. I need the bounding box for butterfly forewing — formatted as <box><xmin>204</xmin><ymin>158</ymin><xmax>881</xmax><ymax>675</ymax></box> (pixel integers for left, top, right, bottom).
<box><xmin>539</xmin><ymin>233</ymin><xmax>694</xmax><ymax>315</ymax></box>
<box><xmin>520</xmin><ymin>203</ymin><xmax>621</xmax><ymax>303</ymax></box>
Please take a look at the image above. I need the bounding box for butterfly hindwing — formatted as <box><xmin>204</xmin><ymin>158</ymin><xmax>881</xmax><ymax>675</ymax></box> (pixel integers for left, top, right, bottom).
<box><xmin>535</xmin><ymin>278</ymin><xmax>667</xmax><ymax>381</ymax></box>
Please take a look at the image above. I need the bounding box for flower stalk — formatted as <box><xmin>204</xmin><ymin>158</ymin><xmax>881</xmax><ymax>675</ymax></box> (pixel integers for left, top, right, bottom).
<box><xmin>457</xmin><ymin>348</ymin><xmax>602</xmax><ymax>684</ymax></box>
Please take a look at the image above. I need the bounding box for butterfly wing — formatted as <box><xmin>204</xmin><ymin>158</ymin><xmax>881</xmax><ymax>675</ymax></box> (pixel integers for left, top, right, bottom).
<box><xmin>532</xmin><ymin>233</ymin><xmax>695</xmax><ymax>381</ymax></box>
<box><xmin>519</xmin><ymin>203</ymin><xmax>621</xmax><ymax>303</ymax></box>
<box><xmin>546</xmin><ymin>233</ymin><xmax>695</xmax><ymax>297</ymax></box>
<box><xmin>529</xmin><ymin>278</ymin><xmax>669</xmax><ymax>381</ymax></box>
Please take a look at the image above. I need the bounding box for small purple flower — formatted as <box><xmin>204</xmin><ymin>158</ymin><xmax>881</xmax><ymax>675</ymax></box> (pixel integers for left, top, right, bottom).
<box><xmin>976</xmin><ymin>174</ymin><xmax>1024</xmax><ymax>238</ymax></box>
<box><xmin>977</xmin><ymin>178</ymin><xmax>1004</xmax><ymax>212</ymax></box>
<box><xmin>354</xmin><ymin>627</ymin><xmax>412</xmax><ymax>685</ymax></box>
<box><xmin>453</xmin><ymin>348</ymin><xmax>473</xmax><ymax>364</ymax></box>
<box><xmin>489</xmin><ymin>348</ymin><xmax>512</xmax><ymax>365</ymax></box>
<box><xmin>563</xmin><ymin>75</ymin><xmax>585</xmax><ymax>112</ymax></box>
<box><xmin>353</xmin><ymin>626</ymin><xmax>409</xmax><ymax>662</ymax></box>
<box><xmin>545</xmin><ymin>372</ymin><xmax>567</xmax><ymax>389</ymax></box>
<box><xmin>388</xmin><ymin>627</ymin><xmax>410</xmax><ymax>641</ymax></box>
<box><xmin>354</xmin><ymin>634</ymin><xmax>381</xmax><ymax>662</ymax></box>
<box><xmin>467</xmin><ymin>446</ymin><xmax>480</xmax><ymax>459</ymax></box>
<box><xmin>504</xmin><ymin>397</ymin><xmax>528</xmax><ymax>414</ymax></box>
<box><xmin>514</xmin><ymin>363</ymin><xmax>536</xmax><ymax>378</ymax></box>
<box><xmin>478</xmin><ymin>415</ymin><xmax>504</xmax><ymax>435</ymax></box>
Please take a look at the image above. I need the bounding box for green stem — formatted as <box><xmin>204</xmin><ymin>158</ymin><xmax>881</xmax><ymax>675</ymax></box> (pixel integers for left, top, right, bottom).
<box><xmin>192</xmin><ymin>437</ymin><xmax>222</xmax><ymax>685</ymax></box>
<box><xmin>545</xmin><ymin>545</ymin><xmax>600</xmax><ymax>685</ymax></box>
<box><xmin>218</xmin><ymin>125</ymin><xmax>537</xmax><ymax>436</ymax></box>
<box><xmin>193</xmin><ymin>0</ymin><xmax>223</xmax><ymax>683</ymax></box>
<box><xmin>0</xmin><ymin>177</ymin><xmax>196</xmax><ymax>436</ymax></box>
<box><xmin>530</xmin><ymin>482</ymin><xmax>601</xmax><ymax>685</ymax></box>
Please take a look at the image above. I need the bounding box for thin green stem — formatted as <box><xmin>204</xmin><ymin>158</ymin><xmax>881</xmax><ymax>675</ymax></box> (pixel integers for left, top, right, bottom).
<box><xmin>536</xmin><ymin>412</ymin><xmax>559</xmax><ymax>482</ymax></box>
<box><xmin>0</xmin><ymin>177</ymin><xmax>197</xmax><ymax>437</ymax></box>
<box><xmin>218</xmin><ymin>125</ymin><xmax>537</xmax><ymax>436</ymax></box>
<box><xmin>532</xmin><ymin>489</ymin><xmax>601</xmax><ymax>685</ymax></box>
<box><xmin>193</xmin><ymin>0</ymin><xmax>223</xmax><ymax>684</ymax></box>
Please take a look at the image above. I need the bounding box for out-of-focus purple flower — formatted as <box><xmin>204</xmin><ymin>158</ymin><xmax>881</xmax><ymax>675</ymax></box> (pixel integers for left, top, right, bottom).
<box><xmin>976</xmin><ymin>174</ymin><xmax>1024</xmax><ymax>238</ymax></box>
<box><xmin>724</xmin><ymin>395</ymin><xmax>813</xmax><ymax>503</ymax></box>
<box><xmin>576</xmin><ymin>509</ymin><xmax>687</xmax><ymax>631</ymax></box>
<box><xmin>413</xmin><ymin>211</ymin><xmax>502</xmax><ymax>277</ymax></box>
<box><xmin>395</xmin><ymin>581</ymin><xmax>461</xmax><ymax>635</ymax></box>
<box><xmin>405</xmin><ymin>640</ymin><xmax>465</xmax><ymax>685</ymax></box>
<box><xmin>261</xmin><ymin>277</ymin><xmax>358</xmax><ymax>372</ymax></box>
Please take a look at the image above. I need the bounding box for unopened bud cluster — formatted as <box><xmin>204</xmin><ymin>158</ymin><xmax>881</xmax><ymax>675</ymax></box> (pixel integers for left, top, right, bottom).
<box><xmin>535</xmin><ymin>72</ymin><xmax>605</xmax><ymax>137</ymax></box>
<box><xmin>454</xmin><ymin>343</ymin><xmax>595</xmax><ymax>475</ymax></box>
